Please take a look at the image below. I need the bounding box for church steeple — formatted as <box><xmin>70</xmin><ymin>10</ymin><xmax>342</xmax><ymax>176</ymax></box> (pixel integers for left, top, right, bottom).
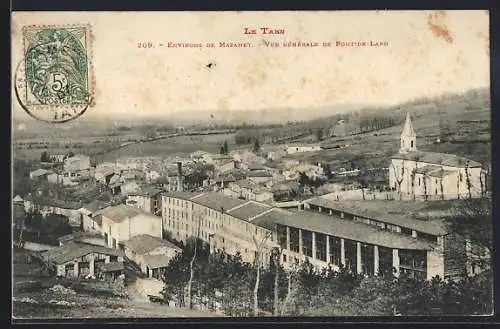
<box><xmin>399</xmin><ymin>112</ymin><xmax>417</xmax><ymax>153</ymax></box>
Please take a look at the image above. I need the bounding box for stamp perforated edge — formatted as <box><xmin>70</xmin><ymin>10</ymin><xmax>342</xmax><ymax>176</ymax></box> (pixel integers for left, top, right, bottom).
<box><xmin>20</xmin><ymin>23</ymin><xmax>96</xmax><ymax>109</ymax></box>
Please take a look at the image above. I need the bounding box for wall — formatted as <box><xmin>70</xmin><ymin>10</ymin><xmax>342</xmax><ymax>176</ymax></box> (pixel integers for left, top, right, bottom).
<box><xmin>162</xmin><ymin>195</ymin><xmax>276</xmax><ymax>266</ymax></box>
<box><xmin>390</xmin><ymin>158</ymin><xmax>484</xmax><ymax>200</ymax></box>
<box><xmin>426</xmin><ymin>248</ymin><xmax>445</xmax><ymax>280</ymax></box>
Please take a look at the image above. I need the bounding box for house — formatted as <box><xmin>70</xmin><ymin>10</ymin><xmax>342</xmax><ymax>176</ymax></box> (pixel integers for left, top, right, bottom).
<box><xmin>100</xmin><ymin>204</ymin><xmax>163</xmax><ymax>250</ymax></box>
<box><xmin>120</xmin><ymin>234</ymin><xmax>181</xmax><ymax>279</ymax></box>
<box><xmin>64</xmin><ymin>155</ymin><xmax>91</xmax><ymax>173</ymax></box>
<box><xmin>121</xmin><ymin>181</ymin><xmax>142</xmax><ymax>196</ymax></box>
<box><xmin>162</xmin><ymin>192</ymin><xmax>279</xmax><ymax>266</ymax></box>
<box><xmin>49</xmin><ymin>154</ymin><xmax>67</xmax><ymax>163</ymax></box>
<box><xmin>29</xmin><ymin>168</ymin><xmax>52</xmax><ymax>181</ymax></box>
<box><xmin>78</xmin><ymin>200</ymin><xmax>110</xmax><ymax>233</ymax></box>
<box><xmin>285</xmin><ymin>144</ymin><xmax>322</xmax><ymax>155</ymax></box>
<box><xmin>146</xmin><ymin>170</ymin><xmax>161</xmax><ymax>184</ymax></box>
<box><xmin>267</xmin><ymin>150</ymin><xmax>287</xmax><ymax>161</ymax></box>
<box><xmin>34</xmin><ymin>198</ymin><xmax>83</xmax><ymax>227</ymax></box>
<box><xmin>215</xmin><ymin>159</ymin><xmax>236</xmax><ymax>174</ymax></box>
<box><xmin>95</xmin><ymin>166</ymin><xmax>116</xmax><ymax>185</ymax></box>
<box><xmin>225</xmin><ymin>179</ymin><xmax>274</xmax><ymax>202</ymax></box>
<box><xmin>246</xmin><ymin>170</ymin><xmax>273</xmax><ymax>184</ymax></box>
<box><xmin>389</xmin><ymin>113</ymin><xmax>485</xmax><ymax>200</ymax></box>
<box><xmin>126</xmin><ymin>187</ymin><xmax>163</xmax><ymax>215</ymax></box>
<box><xmin>41</xmin><ymin>242</ymin><xmax>125</xmax><ymax>279</ymax></box>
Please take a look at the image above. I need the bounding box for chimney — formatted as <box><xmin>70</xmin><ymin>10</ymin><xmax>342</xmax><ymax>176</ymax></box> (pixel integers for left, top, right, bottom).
<box><xmin>177</xmin><ymin>162</ymin><xmax>183</xmax><ymax>191</ymax></box>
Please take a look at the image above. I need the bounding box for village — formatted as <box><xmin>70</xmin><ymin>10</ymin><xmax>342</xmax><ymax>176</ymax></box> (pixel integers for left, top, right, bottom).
<box><xmin>12</xmin><ymin>112</ymin><xmax>492</xmax><ymax>317</ymax></box>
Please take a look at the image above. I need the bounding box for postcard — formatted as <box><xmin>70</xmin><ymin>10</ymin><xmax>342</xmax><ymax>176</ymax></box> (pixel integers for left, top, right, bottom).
<box><xmin>11</xmin><ymin>10</ymin><xmax>492</xmax><ymax>320</ymax></box>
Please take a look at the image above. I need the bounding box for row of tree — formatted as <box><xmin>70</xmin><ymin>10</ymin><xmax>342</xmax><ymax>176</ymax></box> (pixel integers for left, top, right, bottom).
<box><xmin>160</xmin><ymin>238</ymin><xmax>492</xmax><ymax>316</ymax></box>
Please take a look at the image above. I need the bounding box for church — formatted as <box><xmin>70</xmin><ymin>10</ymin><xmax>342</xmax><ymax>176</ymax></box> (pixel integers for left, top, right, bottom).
<box><xmin>388</xmin><ymin>113</ymin><xmax>485</xmax><ymax>200</ymax></box>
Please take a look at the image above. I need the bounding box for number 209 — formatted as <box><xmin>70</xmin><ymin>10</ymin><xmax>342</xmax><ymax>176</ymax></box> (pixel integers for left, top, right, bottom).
<box><xmin>138</xmin><ymin>42</ymin><xmax>153</xmax><ymax>48</ymax></box>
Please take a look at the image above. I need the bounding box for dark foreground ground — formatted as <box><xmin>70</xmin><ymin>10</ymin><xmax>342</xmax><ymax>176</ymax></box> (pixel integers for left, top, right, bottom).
<box><xmin>12</xmin><ymin>248</ymin><xmax>220</xmax><ymax>319</ymax></box>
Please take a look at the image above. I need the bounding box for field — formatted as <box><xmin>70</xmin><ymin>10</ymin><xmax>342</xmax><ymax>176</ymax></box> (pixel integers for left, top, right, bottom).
<box><xmin>284</xmin><ymin>106</ymin><xmax>491</xmax><ymax>171</ymax></box>
<box><xmin>98</xmin><ymin>133</ymin><xmax>239</xmax><ymax>162</ymax></box>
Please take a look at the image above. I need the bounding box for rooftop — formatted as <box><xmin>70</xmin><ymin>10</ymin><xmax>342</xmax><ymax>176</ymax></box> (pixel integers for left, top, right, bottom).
<box><xmin>305</xmin><ymin>198</ymin><xmax>451</xmax><ymax>235</ymax></box>
<box><xmin>30</xmin><ymin>168</ymin><xmax>52</xmax><ymax>176</ymax></box>
<box><xmin>259</xmin><ymin>209</ymin><xmax>433</xmax><ymax>250</ymax></box>
<box><xmin>42</xmin><ymin>242</ymin><xmax>124</xmax><ymax>265</ymax></box>
<box><xmin>392</xmin><ymin>151</ymin><xmax>482</xmax><ymax>168</ymax></box>
<box><xmin>121</xmin><ymin>234</ymin><xmax>180</xmax><ymax>255</ymax></box>
<box><xmin>191</xmin><ymin>192</ymin><xmax>247</xmax><ymax>212</ymax></box>
<box><xmin>99</xmin><ymin>204</ymin><xmax>161</xmax><ymax>223</ymax></box>
<box><xmin>80</xmin><ymin>200</ymin><xmax>110</xmax><ymax>214</ymax></box>
<box><xmin>162</xmin><ymin>191</ymin><xmax>204</xmax><ymax>200</ymax></box>
<box><xmin>227</xmin><ymin>201</ymin><xmax>272</xmax><ymax>221</ymax></box>
<box><xmin>37</xmin><ymin>197</ymin><xmax>82</xmax><ymax>210</ymax></box>
<box><xmin>142</xmin><ymin>254</ymin><xmax>175</xmax><ymax>269</ymax></box>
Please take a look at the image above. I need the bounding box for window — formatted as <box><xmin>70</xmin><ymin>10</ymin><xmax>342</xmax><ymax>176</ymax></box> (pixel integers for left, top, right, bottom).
<box><xmin>289</xmin><ymin>227</ymin><xmax>300</xmax><ymax>253</ymax></box>
<box><xmin>329</xmin><ymin>236</ymin><xmax>341</xmax><ymax>266</ymax></box>
<box><xmin>411</xmin><ymin>141</ymin><xmax>414</xmax><ymax>148</ymax></box>
<box><xmin>302</xmin><ymin>230</ymin><xmax>313</xmax><ymax>257</ymax></box>
<box><xmin>459</xmin><ymin>173</ymin><xmax>463</xmax><ymax>182</ymax></box>
<box><xmin>418</xmin><ymin>177</ymin><xmax>421</xmax><ymax>186</ymax></box>
<box><xmin>283</xmin><ymin>254</ymin><xmax>287</xmax><ymax>262</ymax></box>
<box><xmin>277</xmin><ymin>225</ymin><xmax>287</xmax><ymax>249</ymax></box>
<box><xmin>315</xmin><ymin>233</ymin><xmax>327</xmax><ymax>261</ymax></box>
<box><xmin>361</xmin><ymin>244</ymin><xmax>374</xmax><ymax>276</ymax></box>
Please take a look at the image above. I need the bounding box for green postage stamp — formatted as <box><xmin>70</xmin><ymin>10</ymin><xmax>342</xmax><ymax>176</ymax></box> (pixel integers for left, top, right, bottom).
<box><xmin>15</xmin><ymin>24</ymin><xmax>95</xmax><ymax>123</ymax></box>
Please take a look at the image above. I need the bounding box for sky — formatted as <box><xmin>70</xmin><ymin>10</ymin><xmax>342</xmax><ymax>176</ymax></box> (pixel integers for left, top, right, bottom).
<box><xmin>11</xmin><ymin>10</ymin><xmax>489</xmax><ymax>120</ymax></box>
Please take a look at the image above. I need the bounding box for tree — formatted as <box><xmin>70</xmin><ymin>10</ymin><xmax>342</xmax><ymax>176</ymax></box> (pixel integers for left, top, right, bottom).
<box><xmin>187</xmin><ymin>212</ymin><xmax>203</xmax><ymax>309</ymax></box>
<box><xmin>252</xmin><ymin>232</ymin><xmax>272</xmax><ymax>316</ymax></box>
<box><xmin>219</xmin><ymin>146</ymin><xmax>225</xmax><ymax>155</ymax></box>
<box><xmin>449</xmin><ymin>196</ymin><xmax>492</xmax><ymax>270</ymax></box>
<box><xmin>40</xmin><ymin>151</ymin><xmax>50</xmax><ymax>163</ymax></box>
<box><xmin>223</xmin><ymin>141</ymin><xmax>229</xmax><ymax>155</ymax></box>
<box><xmin>253</xmin><ymin>139</ymin><xmax>261</xmax><ymax>154</ymax></box>
<box><xmin>315</xmin><ymin>128</ymin><xmax>324</xmax><ymax>142</ymax></box>
<box><xmin>391</xmin><ymin>161</ymin><xmax>405</xmax><ymax>200</ymax></box>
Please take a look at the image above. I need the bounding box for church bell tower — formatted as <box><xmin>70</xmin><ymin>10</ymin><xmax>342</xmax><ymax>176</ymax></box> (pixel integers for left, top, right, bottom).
<box><xmin>399</xmin><ymin>112</ymin><xmax>417</xmax><ymax>154</ymax></box>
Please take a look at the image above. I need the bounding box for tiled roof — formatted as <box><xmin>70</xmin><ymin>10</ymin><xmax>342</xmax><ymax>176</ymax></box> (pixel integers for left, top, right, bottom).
<box><xmin>37</xmin><ymin>197</ymin><xmax>82</xmax><ymax>210</ymax></box>
<box><xmin>392</xmin><ymin>151</ymin><xmax>482</xmax><ymax>168</ymax></box>
<box><xmin>121</xmin><ymin>234</ymin><xmax>180</xmax><ymax>255</ymax></box>
<box><xmin>190</xmin><ymin>192</ymin><xmax>247</xmax><ymax>212</ymax></box>
<box><xmin>258</xmin><ymin>209</ymin><xmax>433</xmax><ymax>250</ymax></box>
<box><xmin>414</xmin><ymin>165</ymin><xmax>442</xmax><ymax>175</ymax></box>
<box><xmin>227</xmin><ymin>201</ymin><xmax>272</xmax><ymax>221</ymax></box>
<box><xmin>30</xmin><ymin>168</ymin><xmax>52</xmax><ymax>176</ymax></box>
<box><xmin>99</xmin><ymin>204</ymin><xmax>160</xmax><ymax>223</ymax></box>
<box><xmin>143</xmin><ymin>254</ymin><xmax>175</xmax><ymax>269</ymax></box>
<box><xmin>80</xmin><ymin>200</ymin><xmax>110</xmax><ymax>214</ymax></box>
<box><xmin>305</xmin><ymin>198</ymin><xmax>450</xmax><ymax>236</ymax></box>
<box><xmin>42</xmin><ymin>242</ymin><xmax>124</xmax><ymax>265</ymax></box>
<box><xmin>162</xmin><ymin>191</ymin><xmax>204</xmax><ymax>200</ymax></box>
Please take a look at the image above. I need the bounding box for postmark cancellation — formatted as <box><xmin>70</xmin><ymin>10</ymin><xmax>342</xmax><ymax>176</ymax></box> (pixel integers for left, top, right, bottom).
<box><xmin>14</xmin><ymin>24</ymin><xmax>95</xmax><ymax>123</ymax></box>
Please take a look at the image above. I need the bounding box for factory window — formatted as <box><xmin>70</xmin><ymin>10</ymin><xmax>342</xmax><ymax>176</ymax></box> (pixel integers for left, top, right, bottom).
<box><xmin>329</xmin><ymin>236</ymin><xmax>341</xmax><ymax>266</ymax></box>
<box><xmin>289</xmin><ymin>227</ymin><xmax>300</xmax><ymax>253</ymax></box>
<box><xmin>302</xmin><ymin>230</ymin><xmax>313</xmax><ymax>257</ymax></box>
<box><xmin>315</xmin><ymin>233</ymin><xmax>327</xmax><ymax>262</ymax></box>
